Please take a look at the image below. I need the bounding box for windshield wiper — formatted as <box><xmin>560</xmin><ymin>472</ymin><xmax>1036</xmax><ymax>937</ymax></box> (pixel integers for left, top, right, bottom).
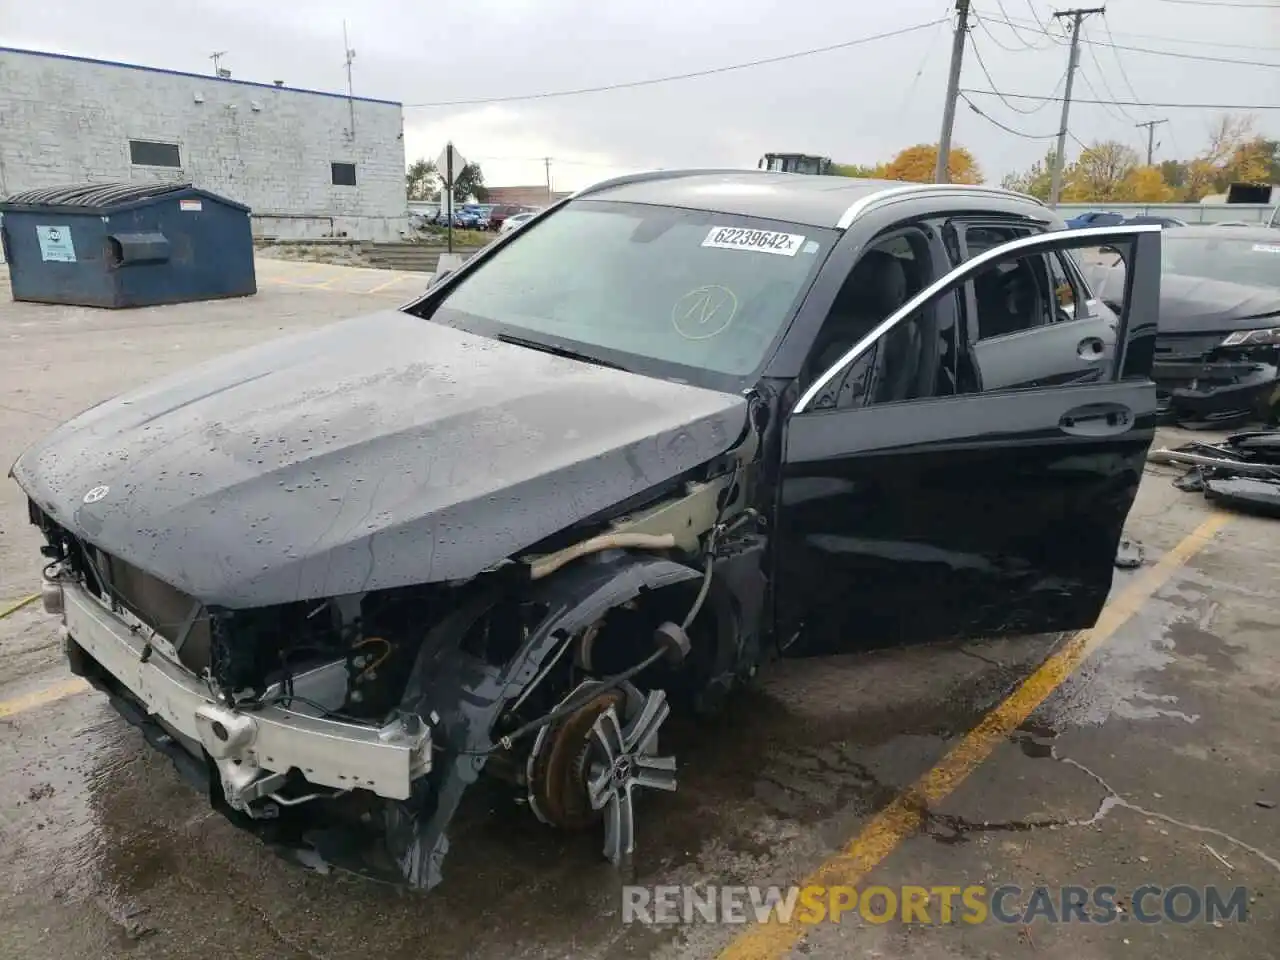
<box><xmin>496</xmin><ymin>333</ymin><xmax>626</xmax><ymax>371</ymax></box>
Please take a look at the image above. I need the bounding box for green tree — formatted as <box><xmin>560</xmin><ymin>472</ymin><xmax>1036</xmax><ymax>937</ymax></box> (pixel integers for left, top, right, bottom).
<box><xmin>830</xmin><ymin>162</ymin><xmax>884</xmax><ymax>178</ymax></box>
<box><xmin>1001</xmin><ymin>149</ymin><xmax>1057</xmax><ymax>201</ymax></box>
<box><xmin>450</xmin><ymin>162</ymin><xmax>489</xmax><ymax>203</ymax></box>
<box><xmin>406</xmin><ymin>158</ymin><xmax>439</xmax><ymax>200</ymax></box>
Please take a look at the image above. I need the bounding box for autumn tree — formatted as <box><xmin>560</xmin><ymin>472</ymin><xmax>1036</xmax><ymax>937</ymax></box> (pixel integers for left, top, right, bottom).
<box><xmin>1060</xmin><ymin>140</ymin><xmax>1140</xmax><ymax>202</ymax></box>
<box><xmin>1119</xmin><ymin>166</ymin><xmax>1175</xmax><ymax>202</ymax></box>
<box><xmin>879</xmin><ymin>144</ymin><xmax>984</xmax><ymax>184</ymax></box>
<box><xmin>406</xmin><ymin>159</ymin><xmax>439</xmax><ymax>201</ymax></box>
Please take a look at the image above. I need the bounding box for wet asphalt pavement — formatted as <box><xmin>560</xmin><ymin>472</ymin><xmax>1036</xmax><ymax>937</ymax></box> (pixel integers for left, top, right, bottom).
<box><xmin>1</xmin><ymin>260</ymin><xmax>1276</xmax><ymax>959</ymax></box>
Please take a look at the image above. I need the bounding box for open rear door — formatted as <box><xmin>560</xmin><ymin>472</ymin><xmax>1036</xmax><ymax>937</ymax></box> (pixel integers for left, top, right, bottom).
<box><xmin>775</xmin><ymin>225</ymin><xmax>1162</xmax><ymax>654</ymax></box>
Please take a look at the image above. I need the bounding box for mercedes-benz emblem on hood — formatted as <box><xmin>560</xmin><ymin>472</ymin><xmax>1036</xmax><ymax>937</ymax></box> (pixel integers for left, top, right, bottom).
<box><xmin>82</xmin><ymin>485</ymin><xmax>110</xmax><ymax>504</ymax></box>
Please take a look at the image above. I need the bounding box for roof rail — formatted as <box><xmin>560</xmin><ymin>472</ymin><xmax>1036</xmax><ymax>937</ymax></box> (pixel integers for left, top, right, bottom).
<box><xmin>570</xmin><ymin>167</ymin><xmax>776</xmax><ymax>200</ymax></box>
<box><xmin>836</xmin><ymin>182</ymin><xmax>1046</xmax><ymax>228</ymax></box>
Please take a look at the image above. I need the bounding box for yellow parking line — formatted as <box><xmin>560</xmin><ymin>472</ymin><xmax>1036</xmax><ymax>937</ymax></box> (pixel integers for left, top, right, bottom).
<box><xmin>0</xmin><ymin>677</ymin><xmax>89</xmax><ymax>719</ymax></box>
<box><xmin>0</xmin><ymin>594</ymin><xmax>39</xmax><ymax>620</ymax></box>
<box><xmin>718</xmin><ymin>510</ymin><xmax>1231</xmax><ymax>960</ymax></box>
<box><xmin>366</xmin><ymin>274</ymin><xmax>412</xmax><ymax>295</ymax></box>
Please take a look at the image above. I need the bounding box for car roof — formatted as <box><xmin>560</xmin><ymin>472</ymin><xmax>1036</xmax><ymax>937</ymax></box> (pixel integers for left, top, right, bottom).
<box><xmin>1164</xmin><ymin>224</ymin><xmax>1280</xmax><ymax>240</ymax></box>
<box><xmin>575</xmin><ymin>169</ymin><xmax>1044</xmax><ymax>230</ymax></box>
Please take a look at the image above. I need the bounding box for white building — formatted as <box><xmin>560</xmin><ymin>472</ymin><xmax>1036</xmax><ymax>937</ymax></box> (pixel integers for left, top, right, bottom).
<box><xmin>0</xmin><ymin>47</ymin><xmax>408</xmax><ymax>241</ymax></box>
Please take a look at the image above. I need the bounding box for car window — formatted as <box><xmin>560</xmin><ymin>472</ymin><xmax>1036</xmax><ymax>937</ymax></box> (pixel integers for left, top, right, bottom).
<box><xmin>806</xmin><ymin>226</ymin><xmax>965</xmax><ymax>410</ymax></box>
<box><xmin>1161</xmin><ymin>235</ymin><xmax>1280</xmax><ymax>289</ymax></box>
<box><xmin>424</xmin><ymin>199</ymin><xmax>837</xmax><ymax>384</ymax></box>
<box><xmin>800</xmin><ymin>230</ymin><xmax>1144</xmax><ymax>411</ymax></box>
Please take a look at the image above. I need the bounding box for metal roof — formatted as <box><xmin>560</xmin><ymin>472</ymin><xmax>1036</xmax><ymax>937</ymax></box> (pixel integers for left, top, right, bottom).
<box><xmin>576</xmin><ymin>169</ymin><xmax>1044</xmax><ymax>230</ymax></box>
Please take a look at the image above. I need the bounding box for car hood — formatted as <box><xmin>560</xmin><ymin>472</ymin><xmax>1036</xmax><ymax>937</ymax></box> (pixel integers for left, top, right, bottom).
<box><xmin>11</xmin><ymin>311</ymin><xmax>747</xmax><ymax>608</ymax></box>
<box><xmin>1085</xmin><ymin>265</ymin><xmax>1280</xmax><ymax>334</ymax></box>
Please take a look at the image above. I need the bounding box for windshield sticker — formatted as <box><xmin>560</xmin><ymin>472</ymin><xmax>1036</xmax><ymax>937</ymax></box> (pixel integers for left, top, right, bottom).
<box><xmin>802</xmin><ymin>240</ymin><xmax>819</xmax><ymax>254</ymax></box>
<box><xmin>672</xmin><ymin>285</ymin><xmax>739</xmax><ymax>340</ymax></box>
<box><xmin>1252</xmin><ymin>243</ymin><xmax>1280</xmax><ymax>254</ymax></box>
<box><xmin>702</xmin><ymin>226</ymin><xmax>806</xmax><ymax>256</ymax></box>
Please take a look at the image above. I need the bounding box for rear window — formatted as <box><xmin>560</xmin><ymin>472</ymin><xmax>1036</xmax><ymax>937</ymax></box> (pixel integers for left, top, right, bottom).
<box><xmin>1162</xmin><ymin>235</ymin><xmax>1280</xmax><ymax>289</ymax></box>
<box><xmin>425</xmin><ymin>199</ymin><xmax>836</xmax><ymax>383</ymax></box>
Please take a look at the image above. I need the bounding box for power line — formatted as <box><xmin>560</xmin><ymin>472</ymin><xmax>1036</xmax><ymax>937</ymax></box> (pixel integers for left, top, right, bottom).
<box><xmin>972</xmin><ymin>7</ymin><xmax>1274</xmax><ymax>52</ymax></box>
<box><xmin>1023</xmin><ymin>0</ymin><xmax>1054</xmax><ymax>32</ymax></box>
<box><xmin>1081</xmin><ymin>29</ymin><xmax>1141</xmax><ymax>122</ymax></box>
<box><xmin>976</xmin><ymin>12</ymin><xmax>1280</xmax><ymax>65</ymax></box>
<box><xmin>961</xmin><ymin>88</ymin><xmax>1280</xmax><ymax>109</ymax></box>
<box><xmin>969</xmin><ymin>34</ymin><xmax>1066</xmax><ymax>113</ymax></box>
<box><xmin>1100</xmin><ymin>14</ymin><xmax>1147</xmax><ymax>111</ymax></box>
<box><xmin>1075</xmin><ymin>65</ymin><xmax>1134</xmax><ymax>123</ymax></box>
<box><xmin>959</xmin><ymin>92</ymin><xmax>1059</xmax><ymax>137</ymax></box>
<box><xmin>993</xmin><ymin>0</ymin><xmax>1056</xmax><ymax>48</ymax></box>
<box><xmin>403</xmin><ymin>18</ymin><xmax>946</xmax><ymax>108</ymax></box>
<box><xmin>897</xmin><ymin>13</ymin><xmax>952</xmax><ymax>114</ymax></box>
<box><xmin>972</xmin><ymin>11</ymin><xmax>1057</xmax><ymax>51</ymax></box>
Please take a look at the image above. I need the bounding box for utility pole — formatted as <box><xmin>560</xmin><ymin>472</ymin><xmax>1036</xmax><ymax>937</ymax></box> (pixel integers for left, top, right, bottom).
<box><xmin>209</xmin><ymin>51</ymin><xmax>227</xmax><ymax>77</ymax></box>
<box><xmin>1135</xmin><ymin>118</ymin><xmax>1168</xmax><ymax>166</ymax></box>
<box><xmin>935</xmin><ymin>0</ymin><xmax>971</xmax><ymax>184</ymax></box>
<box><xmin>342</xmin><ymin>22</ymin><xmax>357</xmax><ymax>140</ymax></box>
<box><xmin>544</xmin><ymin>157</ymin><xmax>553</xmax><ymax>204</ymax></box>
<box><xmin>1048</xmin><ymin>7</ymin><xmax>1105</xmax><ymax>207</ymax></box>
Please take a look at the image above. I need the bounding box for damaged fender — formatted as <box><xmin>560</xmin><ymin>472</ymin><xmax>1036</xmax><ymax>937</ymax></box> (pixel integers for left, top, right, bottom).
<box><xmin>385</xmin><ymin>552</ymin><xmax>702</xmax><ymax>890</ymax></box>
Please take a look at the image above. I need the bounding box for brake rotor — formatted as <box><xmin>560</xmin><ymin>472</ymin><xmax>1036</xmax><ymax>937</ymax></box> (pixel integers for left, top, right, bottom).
<box><xmin>526</xmin><ymin>683</ymin><xmax>626</xmax><ymax>830</ymax></box>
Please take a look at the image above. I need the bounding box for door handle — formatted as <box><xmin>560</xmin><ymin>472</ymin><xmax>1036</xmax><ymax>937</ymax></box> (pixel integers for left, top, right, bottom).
<box><xmin>1077</xmin><ymin>336</ymin><xmax>1106</xmax><ymax>360</ymax></box>
<box><xmin>1059</xmin><ymin>402</ymin><xmax>1132</xmax><ymax>437</ymax></box>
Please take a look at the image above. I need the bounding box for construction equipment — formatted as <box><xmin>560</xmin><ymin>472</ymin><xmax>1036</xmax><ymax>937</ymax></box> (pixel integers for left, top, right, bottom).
<box><xmin>758</xmin><ymin>153</ymin><xmax>832</xmax><ymax>176</ymax></box>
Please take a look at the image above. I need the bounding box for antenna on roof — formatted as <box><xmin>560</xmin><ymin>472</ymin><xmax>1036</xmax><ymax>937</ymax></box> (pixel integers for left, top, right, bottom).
<box><xmin>342</xmin><ymin>21</ymin><xmax>357</xmax><ymax>140</ymax></box>
<box><xmin>210</xmin><ymin>51</ymin><xmax>228</xmax><ymax>77</ymax></box>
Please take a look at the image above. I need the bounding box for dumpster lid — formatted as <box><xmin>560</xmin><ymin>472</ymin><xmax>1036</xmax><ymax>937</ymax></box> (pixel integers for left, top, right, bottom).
<box><xmin>0</xmin><ymin>181</ymin><xmax>247</xmax><ymax>214</ymax></box>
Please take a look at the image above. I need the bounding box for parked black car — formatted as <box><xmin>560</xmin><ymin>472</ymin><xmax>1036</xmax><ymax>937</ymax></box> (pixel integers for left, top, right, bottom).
<box><xmin>1083</xmin><ymin>224</ymin><xmax>1280</xmax><ymax>427</ymax></box>
<box><xmin>11</xmin><ymin>172</ymin><xmax>1162</xmax><ymax>892</ymax></box>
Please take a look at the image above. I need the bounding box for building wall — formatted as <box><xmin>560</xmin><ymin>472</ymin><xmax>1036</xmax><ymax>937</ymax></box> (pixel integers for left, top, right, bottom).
<box><xmin>0</xmin><ymin>48</ymin><xmax>408</xmax><ymax>241</ymax></box>
<box><xmin>486</xmin><ymin>185</ymin><xmax>572</xmax><ymax>208</ymax></box>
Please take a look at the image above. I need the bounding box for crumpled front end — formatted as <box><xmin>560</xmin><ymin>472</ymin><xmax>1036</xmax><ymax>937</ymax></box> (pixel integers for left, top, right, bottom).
<box><xmin>26</xmin><ymin>437</ymin><xmax>765</xmax><ymax>890</ymax></box>
<box><xmin>1153</xmin><ymin>335</ymin><xmax>1280</xmax><ymax>429</ymax></box>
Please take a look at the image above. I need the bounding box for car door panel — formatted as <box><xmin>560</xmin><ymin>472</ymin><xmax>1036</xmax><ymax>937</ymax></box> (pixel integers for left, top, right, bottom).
<box><xmin>974</xmin><ymin>315</ymin><xmax>1114</xmax><ymax>390</ymax></box>
<box><xmin>776</xmin><ymin>225</ymin><xmax>1161</xmax><ymax>655</ymax></box>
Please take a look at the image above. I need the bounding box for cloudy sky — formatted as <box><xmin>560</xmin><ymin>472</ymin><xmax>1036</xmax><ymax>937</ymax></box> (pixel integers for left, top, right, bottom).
<box><xmin>4</xmin><ymin>0</ymin><xmax>1277</xmax><ymax>190</ymax></box>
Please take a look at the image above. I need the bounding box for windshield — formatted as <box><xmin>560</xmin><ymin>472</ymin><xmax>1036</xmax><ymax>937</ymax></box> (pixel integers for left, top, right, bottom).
<box><xmin>425</xmin><ymin>199</ymin><xmax>836</xmax><ymax>386</ymax></box>
<box><xmin>1162</xmin><ymin>235</ymin><xmax>1280</xmax><ymax>289</ymax></box>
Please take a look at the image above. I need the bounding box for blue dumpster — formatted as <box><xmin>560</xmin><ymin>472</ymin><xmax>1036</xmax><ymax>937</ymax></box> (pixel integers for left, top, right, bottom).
<box><xmin>0</xmin><ymin>181</ymin><xmax>256</xmax><ymax>308</ymax></box>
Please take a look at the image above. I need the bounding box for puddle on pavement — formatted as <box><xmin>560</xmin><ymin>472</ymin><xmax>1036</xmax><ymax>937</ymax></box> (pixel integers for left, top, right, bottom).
<box><xmin>1031</xmin><ymin>565</ymin><xmax>1231</xmax><ymax>732</ymax></box>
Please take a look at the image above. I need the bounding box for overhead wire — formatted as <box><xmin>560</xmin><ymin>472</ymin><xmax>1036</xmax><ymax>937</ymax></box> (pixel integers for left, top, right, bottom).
<box><xmin>895</xmin><ymin>10</ymin><xmax>951</xmax><ymax>115</ymax></box>
<box><xmin>969</xmin><ymin>32</ymin><xmax>1067</xmax><ymax>114</ymax></box>
<box><xmin>992</xmin><ymin>0</ymin><xmax>1056</xmax><ymax>49</ymax></box>
<box><xmin>1075</xmin><ymin>66</ymin><xmax>1136</xmax><ymax>124</ymax></box>
<box><xmin>958</xmin><ymin>92</ymin><xmax>1060</xmax><ymax>138</ymax></box>
<box><xmin>1081</xmin><ymin>29</ymin><xmax>1143</xmax><ymax>123</ymax></box>
<box><xmin>972</xmin><ymin>9</ymin><xmax>1274</xmax><ymax>63</ymax></box>
<box><xmin>1100</xmin><ymin>14</ymin><xmax>1149</xmax><ymax>112</ymax></box>
<box><xmin>960</xmin><ymin>89</ymin><xmax>1280</xmax><ymax>110</ymax></box>
<box><xmin>972</xmin><ymin>11</ymin><xmax>1049</xmax><ymax>52</ymax></box>
<box><xmin>973</xmin><ymin>6</ymin><xmax>1280</xmax><ymax>49</ymax></box>
<box><xmin>403</xmin><ymin>18</ymin><xmax>947</xmax><ymax>108</ymax></box>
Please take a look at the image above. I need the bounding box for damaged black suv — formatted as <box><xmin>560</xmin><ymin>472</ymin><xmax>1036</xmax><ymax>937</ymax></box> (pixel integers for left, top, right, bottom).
<box><xmin>11</xmin><ymin>171</ymin><xmax>1162</xmax><ymax>890</ymax></box>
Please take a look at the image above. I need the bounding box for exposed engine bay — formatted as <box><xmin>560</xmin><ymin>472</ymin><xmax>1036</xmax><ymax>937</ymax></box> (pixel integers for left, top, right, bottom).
<box><xmin>33</xmin><ymin>428</ymin><xmax>768</xmax><ymax>890</ymax></box>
